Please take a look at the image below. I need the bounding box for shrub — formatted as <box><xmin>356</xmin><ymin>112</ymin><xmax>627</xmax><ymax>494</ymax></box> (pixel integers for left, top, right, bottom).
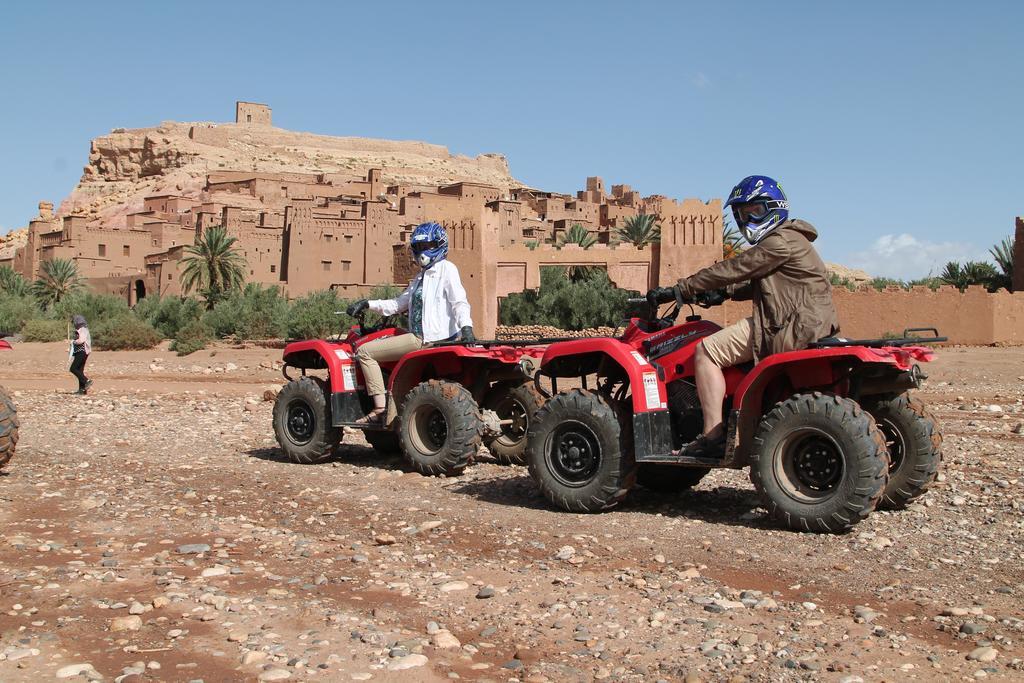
<box><xmin>0</xmin><ymin>294</ymin><xmax>41</xmax><ymax>335</ymax></box>
<box><xmin>500</xmin><ymin>267</ymin><xmax>637</xmax><ymax>330</ymax></box>
<box><xmin>287</xmin><ymin>290</ymin><xmax>352</xmax><ymax>340</ymax></box>
<box><xmin>92</xmin><ymin>315</ymin><xmax>161</xmax><ymax>351</ymax></box>
<box><xmin>133</xmin><ymin>295</ymin><xmax>203</xmax><ymax>338</ymax></box>
<box><xmin>170</xmin><ymin>319</ymin><xmax>214</xmax><ymax>356</ymax></box>
<box><xmin>52</xmin><ymin>291</ymin><xmax>130</xmax><ymax>327</ymax></box>
<box><xmin>21</xmin><ymin>318</ymin><xmax>68</xmax><ymax>342</ymax></box>
<box><xmin>203</xmin><ymin>284</ymin><xmax>289</xmax><ymax>340</ymax></box>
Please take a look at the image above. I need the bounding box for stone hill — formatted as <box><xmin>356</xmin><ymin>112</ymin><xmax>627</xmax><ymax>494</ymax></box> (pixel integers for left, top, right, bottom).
<box><xmin>58</xmin><ymin>120</ymin><xmax>518</xmax><ymax>229</ymax></box>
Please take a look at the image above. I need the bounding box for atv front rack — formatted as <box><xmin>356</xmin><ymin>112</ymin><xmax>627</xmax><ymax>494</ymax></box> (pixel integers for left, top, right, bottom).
<box><xmin>808</xmin><ymin>327</ymin><xmax>947</xmax><ymax>349</ymax></box>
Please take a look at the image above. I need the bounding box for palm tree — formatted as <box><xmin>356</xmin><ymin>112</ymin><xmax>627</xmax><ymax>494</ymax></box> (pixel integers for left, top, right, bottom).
<box><xmin>723</xmin><ymin>217</ymin><xmax>744</xmax><ymax>259</ymax></box>
<box><xmin>33</xmin><ymin>258</ymin><xmax>83</xmax><ymax>308</ymax></box>
<box><xmin>558</xmin><ymin>224</ymin><xmax>597</xmax><ymax>282</ymax></box>
<box><xmin>616</xmin><ymin>214</ymin><xmax>661</xmax><ymax>247</ymax></box>
<box><xmin>940</xmin><ymin>261</ymin><xmax>999</xmax><ymax>292</ymax></box>
<box><xmin>988</xmin><ymin>236</ymin><xmax>1014</xmax><ymax>291</ymax></box>
<box><xmin>0</xmin><ymin>266</ymin><xmax>30</xmax><ymax>297</ymax></box>
<box><xmin>179</xmin><ymin>226</ymin><xmax>247</xmax><ymax>307</ymax></box>
<box><xmin>559</xmin><ymin>223</ymin><xmax>597</xmax><ymax>249</ymax></box>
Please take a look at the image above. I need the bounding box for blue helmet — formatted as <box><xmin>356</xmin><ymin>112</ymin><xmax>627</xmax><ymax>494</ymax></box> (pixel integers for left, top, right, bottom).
<box><xmin>724</xmin><ymin>175</ymin><xmax>789</xmax><ymax>245</ymax></box>
<box><xmin>409</xmin><ymin>221</ymin><xmax>448</xmax><ymax>269</ymax></box>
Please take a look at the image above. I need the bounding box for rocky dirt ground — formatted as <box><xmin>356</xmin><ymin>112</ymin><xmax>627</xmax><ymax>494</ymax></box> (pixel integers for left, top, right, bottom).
<box><xmin>0</xmin><ymin>342</ymin><xmax>1022</xmax><ymax>682</ymax></box>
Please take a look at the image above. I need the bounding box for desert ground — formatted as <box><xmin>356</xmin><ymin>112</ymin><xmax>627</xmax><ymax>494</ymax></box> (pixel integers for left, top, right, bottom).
<box><xmin>0</xmin><ymin>341</ymin><xmax>1021</xmax><ymax>682</ymax></box>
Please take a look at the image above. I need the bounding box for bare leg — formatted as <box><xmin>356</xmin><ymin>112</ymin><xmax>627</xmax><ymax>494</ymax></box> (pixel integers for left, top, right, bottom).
<box><xmin>694</xmin><ymin>341</ymin><xmax>726</xmax><ymax>438</ymax></box>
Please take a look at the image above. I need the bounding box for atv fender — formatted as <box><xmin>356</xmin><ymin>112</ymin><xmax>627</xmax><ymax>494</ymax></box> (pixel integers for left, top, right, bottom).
<box><xmin>282</xmin><ymin>340</ymin><xmax>355</xmax><ymax>393</ymax></box>
<box><xmin>537</xmin><ymin>338</ymin><xmax>667</xmax><ymax>414</ymax></box>
<box><xmin>386</xmin><ymin>345</ymin><xmax>536</xmax><ymax>425</ymax></box>
<box><xmin>729</xmin><ymin>346</ymin><xmax>927</xmax><ymax>463</ymax></box>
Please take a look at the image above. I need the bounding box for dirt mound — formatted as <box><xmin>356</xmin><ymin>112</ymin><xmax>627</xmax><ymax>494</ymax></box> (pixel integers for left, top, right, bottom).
<box><xmin>827</xmin><ymin>261</ymin><xmax>873</xmax><ymax>284</ymax></box>
<box><xmin>57</xmin><ymin>120</ymin><xmax>519</xmax><ymax>228</ymax></box>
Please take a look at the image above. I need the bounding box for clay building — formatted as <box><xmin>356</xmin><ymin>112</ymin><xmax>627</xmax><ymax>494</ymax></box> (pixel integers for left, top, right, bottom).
<box><xmin>2</xmin><ymin>167</ymin><xmax>721</xmax><ymax>335</ymax></box>
<box><xmin>235</xmin><ymin>101</ymin><xmax>272</xmax><ymax>126</ymax></box>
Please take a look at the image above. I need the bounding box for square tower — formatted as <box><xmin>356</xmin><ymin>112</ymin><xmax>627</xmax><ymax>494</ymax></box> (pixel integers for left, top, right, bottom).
<box><xmin>235</xmin><ymin>101</ymin><xmax>272</xmax><ymax>126</ymax></box>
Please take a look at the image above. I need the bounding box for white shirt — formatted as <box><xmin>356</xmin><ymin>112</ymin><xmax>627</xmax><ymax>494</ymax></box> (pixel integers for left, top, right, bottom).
<box><xmin>369</xmin><ymin>260</ymin><xmax>473</xmax><ymax>343</ymax></box>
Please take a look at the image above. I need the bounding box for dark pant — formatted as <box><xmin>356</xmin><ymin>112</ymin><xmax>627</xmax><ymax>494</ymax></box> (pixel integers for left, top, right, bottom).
<box><xmin>70</xmin><ymin>351</ymin><xmax>89</xmax><ymax>391</ymax></box>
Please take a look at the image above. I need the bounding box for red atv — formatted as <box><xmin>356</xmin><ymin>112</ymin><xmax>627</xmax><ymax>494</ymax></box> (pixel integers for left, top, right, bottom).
<box><xmin>273</xmin><ymin>310</ymin><xmax>547</xmax><ymax>476</ymax></box>
<box><xmin>525</xmin><ymin>297</ymin><xmax>944</xmax><ymax>532</ymax></box>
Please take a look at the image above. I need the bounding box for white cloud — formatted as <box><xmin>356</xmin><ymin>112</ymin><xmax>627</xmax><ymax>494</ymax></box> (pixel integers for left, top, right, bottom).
<box><xmin>846</xmin><ymin>233</ymin><xmax>986</xmax><ymax>280</ymax></box>
<box><xmin>692</xmin><ymin>72</ymin><xmax>710</xmax><ymax>88</ymax></box>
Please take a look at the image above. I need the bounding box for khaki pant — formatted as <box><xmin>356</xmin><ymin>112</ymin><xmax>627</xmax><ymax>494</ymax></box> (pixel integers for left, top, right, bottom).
<box><xmin>701</xmin><ymin>317</ymin><xmax>755</xmax><ymax>367</ymax></box>
<box><xmin>355</xmin><ymin>334</ymin><xmax>424</xmax><ymax>396</ymax></box>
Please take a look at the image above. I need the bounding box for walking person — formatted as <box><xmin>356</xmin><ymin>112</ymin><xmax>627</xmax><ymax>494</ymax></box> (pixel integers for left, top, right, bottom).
<box><xmin>69</xmin><ymin>314</ymin><xmax>93</xmax><ymax>395</ymax></box>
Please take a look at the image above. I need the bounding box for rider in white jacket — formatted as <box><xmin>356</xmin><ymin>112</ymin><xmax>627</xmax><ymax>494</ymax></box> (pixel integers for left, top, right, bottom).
<box><xmin>346</xmin><ymin>221</ymin><xmax>474</xmax><ymax>423</ymax></box>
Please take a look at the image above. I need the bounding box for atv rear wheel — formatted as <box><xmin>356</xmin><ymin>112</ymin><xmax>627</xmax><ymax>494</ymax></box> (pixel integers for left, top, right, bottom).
<box><xmin>0</xmin><ymin>386</ymin><xmax>19</xmax><ymax>471</ymax></box>
<box><xmin>273</xmin><ymin>377</ymin><xmax>340</xmax><ymax>464</ymax></box>
<box><xmin>483</xmin><ymin>380</ymin><xmax>546</xmax><ymax>465</ymax></box>
<box><xmin>526</xmin><ymin>389</ymin><xmax>635</xmax><ymax>513</ymax></box>
<box><xmin>399</xmin><ymin>380</ymin><xmax>482</xmax><ymax>476</ymax></box>
<box><xmin>749</xmin><ymin>392</ymin><xmax>888</xmax><ymax>533</ymax></box>
<box><xmin>637</xmin><ymin>464</ymin><xmax>709</xmax><ymax>492</ymax></box>
<box><xmin>864</xmin><ymin>393</ymin><xmax>942</xmax><ymax>509</ymax></box>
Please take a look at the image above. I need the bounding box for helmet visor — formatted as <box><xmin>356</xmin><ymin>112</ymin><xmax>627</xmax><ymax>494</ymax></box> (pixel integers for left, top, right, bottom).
<box><xmin>732</xmin><ymin>201</ymin><xmax>769</xmax><ymax>226</ymax></box>
<box><xmin>411</xmin><ymin>240</ymin><xmax>440</xmax><ymax>254</ymax></box>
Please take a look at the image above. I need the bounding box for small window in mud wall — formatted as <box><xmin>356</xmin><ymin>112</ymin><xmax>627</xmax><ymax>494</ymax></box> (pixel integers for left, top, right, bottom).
<box><xmin>324</xmin><ymin>233</ymin><xmax>333</xmax><ymax>242</ymax></box>
<box><xmin>270</xmin><ymin>264</ymin><xmax>276</xmax><ymax>273</ymax></box>
<box><xmin>342</xmin><ymin>260</ymin><xmax>351</xmax><ymax>272</ymax></box>
<box><xmin>123</xmin><ymin>245</ymin><xmax>130</xmax><ymax>257</ymax></box>
<box><xmin>322</xmin><ymin>260</ymin><xmax>331</xmax><ymax>271</ymax></box>
<box><xmin>98</xmin><ymin>244</ymin><xmax>106</xmax><ymax>257</ymax></box>
<box><xmin>344</xmin><ymin>235</ymin><xmax>353</xmax><ymax>243</ymax></box>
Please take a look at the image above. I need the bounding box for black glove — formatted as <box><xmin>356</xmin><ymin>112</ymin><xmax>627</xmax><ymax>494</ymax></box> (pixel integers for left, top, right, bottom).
<box><xmin>646</xmin><ymin>286</ymin><xmax>678</xmax><ymax>306</ymax></box>
<box><xmin>460</xmin><ymin>326</ymin><xmax>476</xmax><ymax>344</ymax></box>
<box><xmin>695</xmin><ymin>289</ymin><xmax>728</xmax><ymax>307</ymax></box>
<box><xmin>346</xmin><ymin>299</ymin><xmax>369</xmax><ymax>317</ymax></box>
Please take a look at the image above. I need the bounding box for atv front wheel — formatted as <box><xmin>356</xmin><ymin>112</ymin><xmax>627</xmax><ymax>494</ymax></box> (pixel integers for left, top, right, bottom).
<box><xmin>0</xmin><ymin>386</ymin><xmax>18</xmax><ymax>471</ymax></box>
<box><xmin>526</xmin><ymin>389</ymin><xmax>635</xmax><ymax>513</ymax></box>
<box><xmin>865</xmin><ymin>393</ymin><xmax>942</xmax><ymax>509</ymax></box>
<box><xmin>749</xmin><ymin>392</ymin><xmax>888</xmax><ymax>533</ymax></box>
<box><xmin>273</xmin><ymin>377</ymin><xmax>340</xmax><ymax>464</ymax></box>
<box><xmin>399</xmin><ymin>380</ymin><xmax>482</xmax><ymax>476</ymax></box>
<box><xmin>482</xmin><ymin>380</ymin><xmax>546</xmax><ymax>465</ymax></box>
<box><xmin>637</xmin><ymin>464</ymin><xmax>709</xmax><ymax>492</ymax></box>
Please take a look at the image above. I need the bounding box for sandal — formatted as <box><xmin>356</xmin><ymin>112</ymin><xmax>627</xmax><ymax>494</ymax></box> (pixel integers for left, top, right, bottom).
<box><xmin>673</xmin><ymin>431</ymin><xmax>726</xmax><ymax>458</ymax></box>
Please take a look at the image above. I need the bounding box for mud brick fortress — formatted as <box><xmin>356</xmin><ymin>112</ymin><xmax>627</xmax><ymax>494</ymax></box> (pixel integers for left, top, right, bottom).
<box><xmin>2</xmin><ymin>102</ymin><xmax>1023</xmax><ymax>342</ymax></box>
<box><xmin>0</xmin><ymin>104</ymin><xmax>721</xmax><ymax>337</ymax></box>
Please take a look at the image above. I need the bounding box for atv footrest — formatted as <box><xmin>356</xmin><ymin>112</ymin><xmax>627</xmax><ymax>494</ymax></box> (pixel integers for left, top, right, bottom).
<box><xmin>636</xmin><ymin>453</ymin><xmax>724</xmax><ymax>468</ymax></box>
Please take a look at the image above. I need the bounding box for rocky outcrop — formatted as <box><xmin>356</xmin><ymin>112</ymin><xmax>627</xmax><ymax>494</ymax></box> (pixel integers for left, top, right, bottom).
<box><xmin>57</xmin><ymin>120</ymin><xmax>519</xmax><ymax>229</ymax></box>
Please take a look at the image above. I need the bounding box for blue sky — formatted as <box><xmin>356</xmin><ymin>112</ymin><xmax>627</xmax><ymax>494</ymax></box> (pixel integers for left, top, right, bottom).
<box><xmin>1</xmin><ymin>1</ymin><xmax>1020</xmax><ymax>278</ymax></box>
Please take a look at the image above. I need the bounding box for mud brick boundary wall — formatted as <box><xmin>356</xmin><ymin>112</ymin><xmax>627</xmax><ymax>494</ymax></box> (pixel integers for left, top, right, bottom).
<box><xmin>702</xmin><ymin>285</ymin><xmax>1024</xmax><ymax>346</ymax></box>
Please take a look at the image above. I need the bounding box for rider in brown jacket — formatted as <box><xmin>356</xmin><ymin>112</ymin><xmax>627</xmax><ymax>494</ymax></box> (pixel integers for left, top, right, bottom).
<box><xmin>649</xmin><ymin>175</ymin><xmax>839</xmax><ymax>457</ymax></box>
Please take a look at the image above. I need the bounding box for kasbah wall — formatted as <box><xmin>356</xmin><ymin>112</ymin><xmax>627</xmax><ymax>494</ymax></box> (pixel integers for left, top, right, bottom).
<box><xmin>2</xmin><ymin>101</ymin><xmax>1023</xmax><ymax>344</ymax></box>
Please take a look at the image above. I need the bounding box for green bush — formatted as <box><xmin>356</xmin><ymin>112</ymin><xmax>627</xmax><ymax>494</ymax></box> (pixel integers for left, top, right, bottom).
<box><xmin>203</xmin><ymin>284</ymin><xmax>289</xmax><ymax>340</ymax></box>
<box><xmin>51</xmin><ymin>291</ymin><xmax>130</xmax><ymax>327</ymax></box>
<box><xmin>21</xmin><ymin>318</ymin><xmax>68</xmax><ymax>342</ymax></box>
<box><xmin>92</xmin><ymin>315</ymin><xmax>161</xmax><ymax>351</ymax></box>
<box><xmin>170</xmin><ymin>319</ymin><xmax>214</xmax><ymax>356</ymax></box>
<box><xmin>0</xmin><ymin>294</ymin><xmax>41</xmax><ymax>335</ymax></box>
<box><xmin>133</xmin><ymin>295</ymin><xmax>204</xmax><ymax>338</ymax></box>
<box><xmin>287</xmin><ymin>290</ymin><xmax>352</xmax><ymax>340</ymax></box>
<box><xmin>500</xmin><ymin>267</ymin><xmax>637</xmax><ymax>330</ymax></box>
<box><xmin>364</xmin><ymin>285</ymin><xmax>407</xmax><ymax>328</ymax></box>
